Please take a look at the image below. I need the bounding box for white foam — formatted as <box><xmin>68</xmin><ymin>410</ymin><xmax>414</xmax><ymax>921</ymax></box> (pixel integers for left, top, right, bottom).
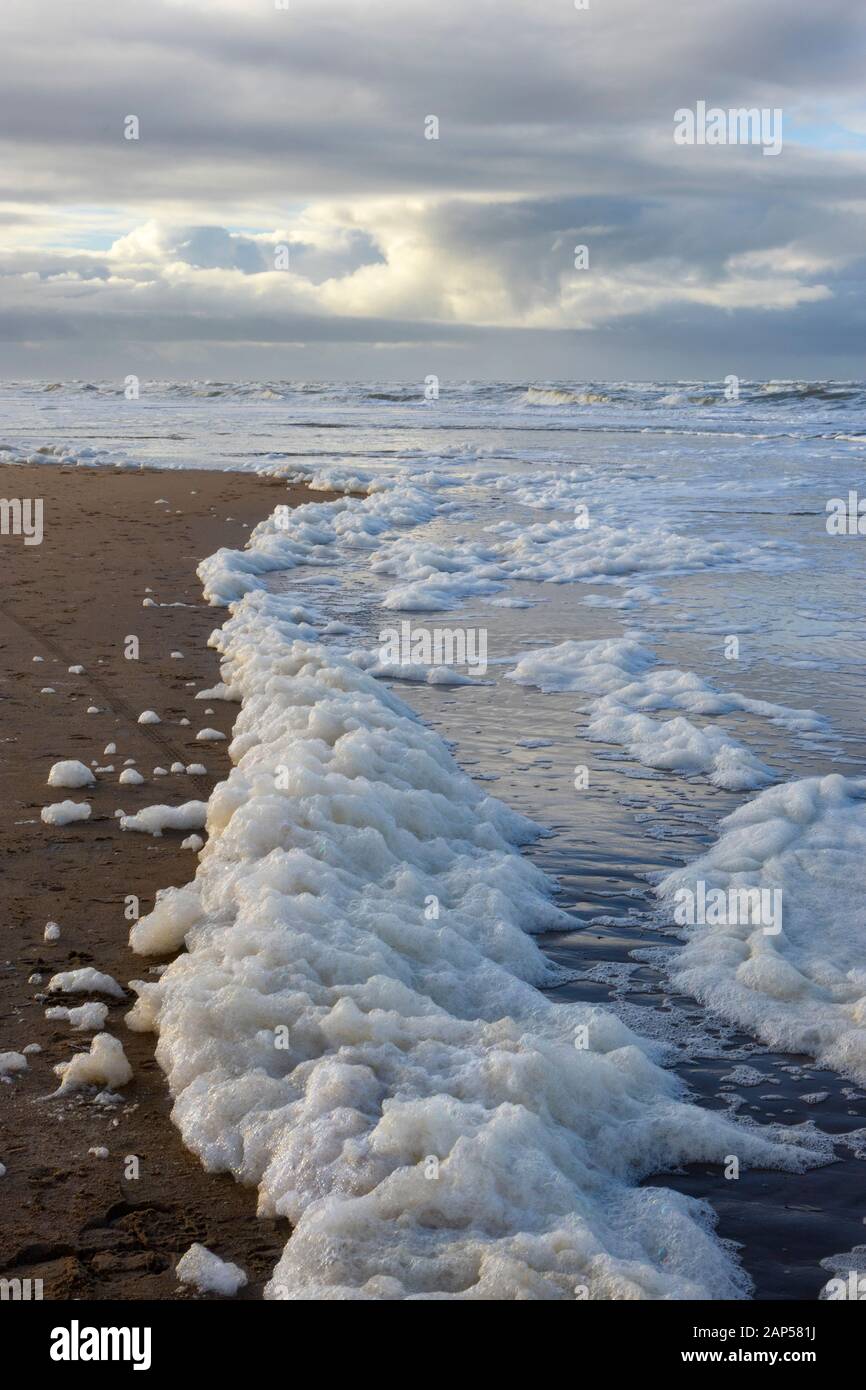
<box><xmin>0</xmin><ymin>1052</ymin><xmax>27</xmax><ymax>1076</ymax></box>
<box><xmin>507</xmin><ymin>636</ymin><xmax>824</xmax><ymax>790</ymax></box>
<box><xmin>129</xmin><ymin>886</ymin><xmax>202</xmax><ymax>955</ymax></box>
<box><xmin>125</xmin><ymin>563</ymin><xmax>824</xmax><ymax>1300</ymax></box>
<box><xmin>46</xmin><ymin>968</ymin><xmax>125</xmax><ymax>999</ymax></box>
<box><xmin>119</xmin><ymin>768</ymin><xmax>145</xmax><ymax>786</ymax></box>
<box><xmin>586</xmin><ymin>704</ymin><xmax>774</xmax><ymax>792</ymax></box>
<box><xmin>508</xmin><ymin>636</ymin><xmax>656</xmax><ymax>696</ymax></box>
<box><xmin>120</xmin><ymin>802</ymin><xmax>207</xmax><ymax>836</ymax></box>
<box><xmin>45</xmin><ymin>1002</ymin><xmax>109</xmax><ymax>1031</ymax></box>
<box><xmin>196</xmin><ymin>683</ymin><xmax>239</xmax><ymax>701</ymax></box>
<box><xmin>41</xmin><ymin>800</ymin><xmax>92</xmax><ymax>826</ymax></box>
<box><xmin>487</xmin><ymin>510</ymin><xmax>792</xmax><ymax>594</ymax></box>
<box><xmin>656</xmin><ymin>775</ymin><xmax>866</xmax><ymax>1084</ymax></box>
<box><xmin>53</xmin><ymin>1032</ymin><xmax>132</xmax><ymax>1095</ymax></box>
<box><xmin>176</xmin><ymin>1244</ymin><xmax>248</xmax><ymax>1296</ymax></box>
<box><xmin>47</xmin><ymin>760</ymin><xmax>95</xmax><ymax>789</ymax></box>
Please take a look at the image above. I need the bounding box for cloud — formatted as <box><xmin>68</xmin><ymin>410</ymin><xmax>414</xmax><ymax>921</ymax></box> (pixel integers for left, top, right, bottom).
<box><xmin>0</xmin><ymin>0</ymin><xmax>864</xmax><ymax>374</ymax></box>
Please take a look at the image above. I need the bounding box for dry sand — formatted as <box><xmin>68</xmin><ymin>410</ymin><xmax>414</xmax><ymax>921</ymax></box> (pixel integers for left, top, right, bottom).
<box><xmin>0</xmin><ymin>463</ymin><xmax>335</xmax><ymax>1300</ymax></box>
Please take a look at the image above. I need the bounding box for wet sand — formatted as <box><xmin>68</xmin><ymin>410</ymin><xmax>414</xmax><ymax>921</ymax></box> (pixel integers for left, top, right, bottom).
<box><xmin>0</xmin><ymin>464</ymin><xmax>335</xmax><ymax>1300</ymax></box>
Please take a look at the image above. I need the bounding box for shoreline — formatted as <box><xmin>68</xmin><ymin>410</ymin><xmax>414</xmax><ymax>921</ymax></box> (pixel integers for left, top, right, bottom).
<box><xmin>2</xmin><ymin>450</ymin><xmax>862</xmax><ymax>1302</ymax></box>
<box><xmin>0</xmin><ymin>463</ymin><xmax>336</xmax><ymax>1299</ymax></box>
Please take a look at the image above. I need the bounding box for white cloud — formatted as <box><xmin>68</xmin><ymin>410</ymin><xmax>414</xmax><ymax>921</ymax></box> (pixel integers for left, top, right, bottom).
<box><xmin>0</xmin><ymin>203</ymin><xmax>834</xmax><ymax>340</ymax></box>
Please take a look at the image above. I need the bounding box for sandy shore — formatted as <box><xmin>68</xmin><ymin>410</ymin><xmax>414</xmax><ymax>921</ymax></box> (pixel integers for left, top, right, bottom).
<box><xmin>0</xmin><ymin>464</ymin><xmax>335</xmax><ymax>1300</ymax></box>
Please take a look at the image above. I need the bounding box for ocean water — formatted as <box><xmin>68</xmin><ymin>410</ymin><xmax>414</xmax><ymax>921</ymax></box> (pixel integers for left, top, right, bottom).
<box><xmin>5</xmin><ymin>379</ymin><xmax>866</xmax><ymax>1300</ymax></box>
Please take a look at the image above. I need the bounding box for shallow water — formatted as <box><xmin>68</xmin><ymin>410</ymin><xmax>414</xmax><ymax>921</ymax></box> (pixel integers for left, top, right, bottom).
<box><xmin>370</xmin><ymin>578</ymin><xmax>866</xmax><ymax>1300</ymax></box>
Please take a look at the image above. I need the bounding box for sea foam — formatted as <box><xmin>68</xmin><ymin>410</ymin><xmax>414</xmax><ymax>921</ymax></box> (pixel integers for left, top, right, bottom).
<box><xmin>125</xmin><ymin>494</ymin><xmax>826</xmax><ymax>1300</ymax></box>
<box><xmin>657</xmin><ymin>774</ymin><xmax>866</xmax><ymax>1084</ymax></box>
<box><xmin>506</xmin><ymin>636</ymin><xmax>824</xmax><ymax>791</ymax></box>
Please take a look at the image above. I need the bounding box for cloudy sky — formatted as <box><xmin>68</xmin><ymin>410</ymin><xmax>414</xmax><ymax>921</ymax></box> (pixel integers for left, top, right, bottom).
<box><xmin>1</xmin><ymin>0</ymin><xmax>865</xmax><ymax>380</ymax></box>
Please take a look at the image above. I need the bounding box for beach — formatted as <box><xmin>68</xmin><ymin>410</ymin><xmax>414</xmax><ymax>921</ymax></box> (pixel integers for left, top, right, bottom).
<box><xmin>0</xmin><ymin>464</ymin><xmax>335</xmax><ymax>1298</ymax></box>
<box><xmin>0</xmin><ymin>380</ymin><xmax>864</xmax><ymax>1303</ymax></box>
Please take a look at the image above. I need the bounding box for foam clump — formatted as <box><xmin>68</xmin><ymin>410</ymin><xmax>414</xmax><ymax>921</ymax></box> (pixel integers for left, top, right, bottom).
<box><xmin>176</xmin><ymin>1244</ymin><xmax>247</xmax><ymax>1296</ymax></box>
<box><xmin>53</xmin><ymin>1032</ymin><xmax>132</xmax><ymax>1094</ymax></box>
<box><xmin>508</xmin><ymin>636</ymin><xmax>827</xmax><ymax>790</ymax></box>
<box><xmin>0</xmin><ymin>1052</ymin><xmax>27</xmax><ymax>1076</ymax></box>
<box><xmin>47</xmin><ymin>760</ymin><xmax>95</xmax><ymax>789</ymax></box>
<box><xmin>130</xmin><ymin>886</ymin><xmax>201</xmax><ymax>955</ymax></box>
<box><xmin>196</xmin><ymin>683</ymin><xmax>238</xmax><ymax>701</ymax></box>
<box><xmin>45</xmin><ymin>1002</ymin><xmax>109</xmax><ymax>1031</ymax></box>
<box><xmin>42</xmin><ymin>800</ymin><xmax>91</xmax><ymax>826</ymax></box>
<box><xmin>657</xmin><ymin>775</ymin><xmax>866</xmax><ymax>1083</ymax></box>
<box><xmin>120</xmin><ymin>802</ymin><xmax>207</xmax><ymax>836</ymax></box>
<box><xmin>587</xmin><ymin>704</ymin><xmax>774</xmax><ymax>791</ymax></box>
<box><xmin>46</xmin><ymin>968</ymin><xmax>125</xmax><ymax>999</ymax></box>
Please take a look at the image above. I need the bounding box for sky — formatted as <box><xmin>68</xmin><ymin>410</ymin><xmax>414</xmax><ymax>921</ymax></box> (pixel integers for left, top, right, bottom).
<box><xmin>1</xmin><ymin>0</ymin><xmax>865</xmax><ymax>381</ymax></box>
